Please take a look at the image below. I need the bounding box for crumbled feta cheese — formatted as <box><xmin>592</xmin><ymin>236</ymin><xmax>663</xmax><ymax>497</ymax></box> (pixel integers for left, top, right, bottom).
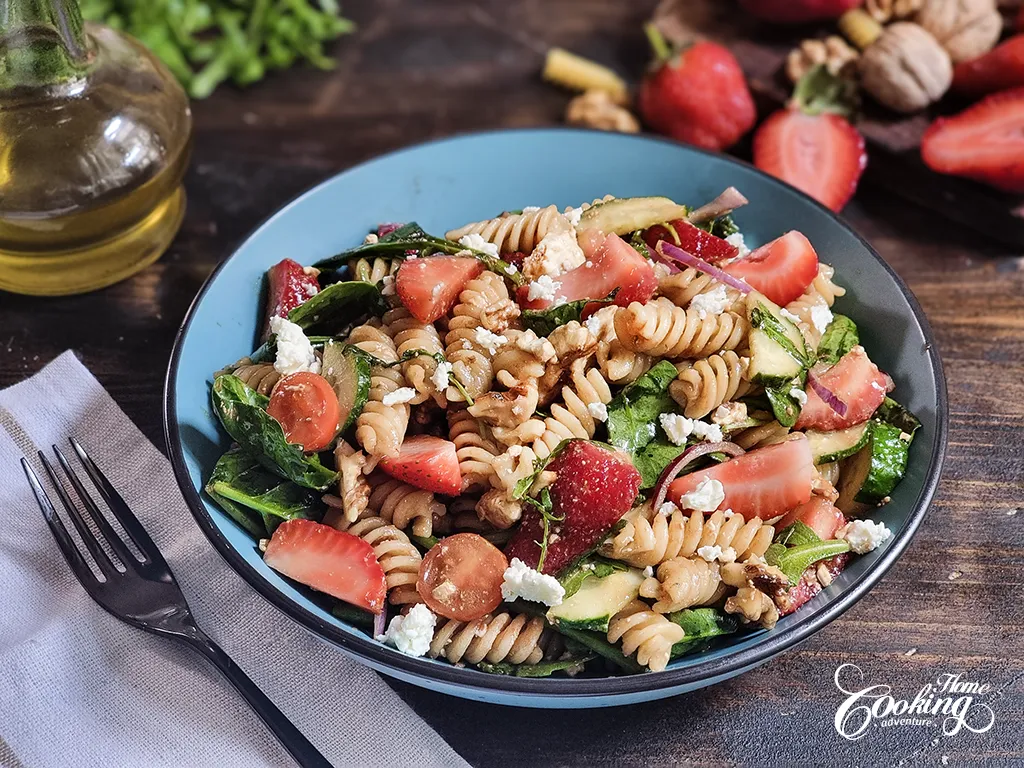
<box><xmin>566</xmin><ymin>206</ymin><xmax>584</xmax><ymax>228</ymax></box>
<box><xmin>678</xmin><ymin>477</ymin><xmax>725</xmax><ymax>512</ymax></box>
<box><xmin>431</xmin><ymin>359</ymin><xmax>453</xmax><ymax>392</ymax></box>
<box><xmin>837</xmin><ymin>519</ymin><xmax>892</xmax><ymax>555</ymax></box>
<box><xmin>584</xmin><ymin>313</ymin><xmax>604</xmax><ymax>336</ymax></box>
<box><xmin>689</xmin><ymin>284</ymin><xmax>731</xmax><ymax>319</ymax></box>
<box><xmin>642</xmin><ymin>566</ymin><xmax>654</xmax><ymax>578</ymax></box>
<box><xmin>381</xmin><ymin>275</ymin><xmax>396</xmax><ymax>296</ymax></box>
<box><xmin>526</xmin><ymin>274</ymin><xmax>561</xmax><ymax>303</ymax></box>
<box><xmin>270</xmin><ymin>316</ymin><xmax>320</xmax><ymax>375</ymax></box>
<box><xmin>459</xmin><ymin>233</ymin><xmax>499</xmax><ymax>258</ymax></box>
<box><xmin>722</xmin><ymin>509</ymin><xmax>736</xmax><ymax>518</ymax></box>
<box><xmin>382</xmin><ymin>387</ymin><xmax>417</xmax><ymax>406</ymax></box>
<box><xmin>660</xmin><ymin>413</ymin><xmax>693</xmax><ymax>446</ymax></box>
<box><xmin>363</xmin><ymin>233</ymin><xmax>379</xmax><ymax>245</ymax></box>
<box><xmin>522</xmin><ymin>206</ymin><xmax>541</xmax><ymax>213</ymax></box>
<box><xmin>588</xmin><ymin>402</ymin><xmax>608</xmax><ymax>422</ymax></box>
<box><xmin>712</xmin><ymin>402</ymin><xmax>748</xmax><ymax>431</ymax></box>
<box><xmin>779</xmin><ymin>308</ymin><xmax>802</xmax><ymax>325</ymax></box>
<box><xmin>790</xmin><ymin>387</ymin><xmax>808</xmax><ymax>406</ymax></box>
<box><xmin>501</xmin><ymin>558</ymin><xmax>565</xmax><ymax>606</ymax></box>
<box><xmin>511</xmin><ymin>330</ymin><xmax>554</xmax><ymax>358</ymax></box>
<box><xmin>506</xmin><ymin>445</ymin><xmax>524</xmax><ymax>457</ymax></box>
<box><xmin>378</xmin><ymin>603</ymin><xmax>436</xmax><ymax>657</ymax></box>
<box><xmin>504</xmin><ymin>263</ymin><xmax>519</xmax><ymax>275</ymax></box>
<box><xmin>697</xmin><ymin>544</ymin><xmax>738</xmax><ymax>563</ymax></box>
<box><xmin>581</xmin><ymin>562</ymin><xmax>596</xmax><ymax>572</ymax></box>
<box><xmin>474</xmin><ymin>328</ymin><xmax>508</xmax><ymax>354</ymax></box>
<box><xmin>725</xmin><ymin>232</ymin><xmax>750</xmax><ymax>257</ymax></box>
<box><xmin>810</xmin><ymin>304</ymin><xmax>834</xmax><ymax>335</ymax></box>
<box><xmin>525</xmin><ymin>230</ymin><xmax>585</xmax><ymax>279</ymax></box>
<box><xmin>658</xmin><ymin>501</ymin><xmax>678</xmax><ymax>516</ymax></box>
<box><xmin>432</xmin><ymin>580</ymin><xmax>458</xmax><ymax>602</ymax></box>
<box><xmin>691</xmin><ymin>420</ymin><xmax>723</xmax><ymax>443</ymax></box>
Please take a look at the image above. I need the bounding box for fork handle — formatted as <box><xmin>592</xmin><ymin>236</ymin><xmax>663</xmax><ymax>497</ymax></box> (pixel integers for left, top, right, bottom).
<box><xmin>184</xmin><ymin>631</ymin><xmax>334</xmax><ymax>768</ymax></box>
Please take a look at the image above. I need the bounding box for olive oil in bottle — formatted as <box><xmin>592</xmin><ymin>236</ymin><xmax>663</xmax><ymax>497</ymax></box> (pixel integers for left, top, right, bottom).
<box><xmin>0</xmin><ymin>0</ymin><xmax>193</xmax><ymax>296</ymax></box>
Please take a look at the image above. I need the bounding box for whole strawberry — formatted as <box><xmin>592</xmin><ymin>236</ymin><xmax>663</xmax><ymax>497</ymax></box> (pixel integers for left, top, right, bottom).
<box><xmin>638</xmin><ymin>25</ymin><xmax>756</xmax><ymax>152</ymax></box>
<box><xmin>739</xmin><ymin>0</ymin><xmax>862</xmax><ymax>24</ymax></box>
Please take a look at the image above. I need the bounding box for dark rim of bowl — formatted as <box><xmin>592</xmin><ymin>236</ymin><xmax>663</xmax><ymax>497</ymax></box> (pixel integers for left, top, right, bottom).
<box><xmin>164</xmin><ymin>127</ymin><xmax>948</xmax><ymax>699</ymax></box>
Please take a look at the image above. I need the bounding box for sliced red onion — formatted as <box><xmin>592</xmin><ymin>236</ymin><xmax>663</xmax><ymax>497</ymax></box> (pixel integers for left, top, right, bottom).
<box><xmin>687</xmin><ymin>187</ymin><xmax>749</xmax><ymax>224</ymax></box>
<box><xmin>377</xmin><ymin>222</ymin><xmax>402</xmax><ymax>237</ymax></box>
<box><xmin>807</xmin><ymin>371</ymin><xmax>848</xmax><ymax>417</ymax></box>
<box><xmin>882</xmin><ymin>372</ymin><xmax>895</xmax><ymax>393</ymax></box>
<box><xmin>649</xmin><ymin>242</ymin><xmax>682</xmax><ymax>274</ymax></box>
<box><xmin>373</xmin><ymin>608</ymin><xmax>388</xmax><ymax>639</ymax></box>
<box><xmin>652</xmin><ymin>441</ymin><xmax>745</xmax><ymax>511</ymax></box>
<box><xmin>657</xmin><ymin>241</ymin><xmax>753</xmax><ymax>295</ymax></box>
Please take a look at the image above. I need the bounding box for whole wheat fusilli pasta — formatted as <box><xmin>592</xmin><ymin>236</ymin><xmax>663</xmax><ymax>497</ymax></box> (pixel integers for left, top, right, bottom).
<box><xmin>344</xmin><ymin>515</ymin><xmax>423</xmax><ymax>606</ymax></box>
<box><xmin>614</xmin><ymin>298</ymin><xmax>748</xmax><ymax>360</ymax></box>
<box><xmin>366</xmin><ymin>473</ymin><xmax>445</xmax><ymax>538</ymax></box>
<box><xmin>658</xmin><ymin>268</ymin><xmax>745</xmax><ymax>312</ymax></box>
<box><xmin>607</xmin><ymin>600</ymin><xmax>685</xmax><ymax>672</ymax></box>
<box><xmin>639</xmin><ymin>556</ymin><xmax>724</xmax><ymax>613</ymax></box>
<box><xmin>383</xmin><ymin>307</ymin><xmax>446</xmax><ymax>405</ymax></box>
<box><xmin>347</xmin><ymin>323</ymin><xmax>410</xmax><ymax>459</ymax></box>
<box><xmin>670</xmin><ymin>351</ymin><xmax>752</xmax><ymax>419</ymax></box>
<box><xmin>430</xmin><ymin>612</ymin><xmax>558</xmax><ymax>665</ymax></box>
<box><xmin>446</xmin><ymin>205</ymin><xmax>572</xmax><ymax>255</ymax></box>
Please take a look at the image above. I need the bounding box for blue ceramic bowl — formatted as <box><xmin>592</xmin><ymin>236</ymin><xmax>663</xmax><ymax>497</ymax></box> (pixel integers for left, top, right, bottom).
<box><xmin>165</xmin><ymin>128</ymin><xmax>947</xmax><ymax>708</ymax></box>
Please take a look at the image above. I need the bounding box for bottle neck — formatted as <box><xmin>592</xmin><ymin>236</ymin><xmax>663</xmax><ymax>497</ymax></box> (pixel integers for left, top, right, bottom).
<box><xmin>0</xmin><ymin>0</ymin><xmax>92</xmax><ymax>90</ymax></box>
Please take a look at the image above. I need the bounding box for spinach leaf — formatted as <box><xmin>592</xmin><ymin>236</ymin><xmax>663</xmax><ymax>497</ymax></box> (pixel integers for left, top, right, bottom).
<box><xmin>606</xmin><ymin>361</ymin><xmax>679</xmax><ymax>455</ymax></box>
<box><xmin>668</xmin><ymin>608</ymin><xmax>740</xmax><ymax>658</ymax></box>
<box><xmin>817</xmin><ymin>315</ymin><xmax>859</xmax><ymax>365</ymax></box>
<box><xmin>765</xmin><ymin>539</ymin><xmax>851</xmax><ymax>584</ymax></box>
<box><xmin>558</xmin><ymin>555</ymin><xmax>629</xmax><ymax>600</ymax></box>
<box><xmin>476</xmin><ymin>655</ymin><xmax>595</xmax><ymax>678</ymax></box>
<box><xmin>211</xmin><ymin>375</ymin><xmax>338</xmax><ymax>490</ymax></box>
<box><xmin>774</xmin><ymin>520</ymin><xmax>822</xmax><ymax>548</ymax></box>
<box><xmin>698</xmin><ymin>214</ymin><xmax>739</xmax><ymax>239</ymax></box>
<box><xmin>287</xmin><ymin>280</ymin><xmax>387</xmax><ymax>332</ymax></box>
<box><xmin>765</xmin><ymin>379</ymin><xmax>805</xmax><ymax>428</ymax></box>
<box><xmin>873</xmin><ymin>397</ymin><xmax>921</xmax><ymax>437</ymax></box>
<box><xmin>629</xmin><ymin>230</ymin><xmax>651</xmax><ymax>258</ymax></box>
<box><xmin>206</xmin><ymin>448</ymin><xmax>322</xmax><ymax>537</ymax></box>
<box><xmin>521</xmin><ymin>292</ymin><xmax>617</xmax><ymax>337</ymax></box>
<box><xmin>633</xmin><ymin>437</ymin><xmax>689</xmax><ymax>490</ymax></box>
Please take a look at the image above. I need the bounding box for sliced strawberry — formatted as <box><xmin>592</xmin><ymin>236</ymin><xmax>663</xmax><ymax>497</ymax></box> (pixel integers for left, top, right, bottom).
<box><xmin>776</xmin><ymin>497</ymin><xmax>847</xmax><ymax>540</ymax></box>
<box><xmin>777</xmin><ymin>552</ymin><xmax>850</xmax><ymax>615</ymax></box>
<box><xmin>505</xmin><ymin>441</ymin><xmax>642</xmax><ymax>574</ymax></box>
<box><xmin>264</xmin><ymin>259</ymin><xmax>320</xmax><ymax>339</ymax></box>
<box><xmin>505</xmin><ymin>251</ymin><xmax>529</xmax><ymax>269</ymax></box>
<box><xmin>794</xmin><ymin>347</ymin><xmax>887</xmax><ymax>431</ymax></box>
<box><xmin>754</xmin><ymin>109</ymin><xmax>866</xmax><ymax>213</ymax></box>
<box><xmin>668</xmin><ymin>435</ymin><xmax>815</xmax><ymax>521</ymax></box>
<box><xmin>263</xmin><ymin>519</ymin><xmax>387</xmax><ymax>613</ymax></box>
<box><xmin>396</xmin><ymin>257</ymin><xmax>483</xmax><ymax>323</ymax></box>
<box><xmin>953</xmin><ymin>36</ymin><xmax>1024</xmax><ymax>99</ymax></box>
<box><xmin>378</xmin><ymin>435</ymin><xmax>461</xmax><ymax>495</ymax></box>
<box><xmin>516</xmin><ymin>232</ymin><xmax>656</xmax><ymax>311</ymax></box>
<box><xmin>643</xmin><ymin>219</ymin><xmax>738</xmax><ymax>264</ymax></box>
<box><xmin>724</xmin><ymin>231</ymin><xmax>819</xmax><ymax>306</ymax></box>
<box><xmin>921</xmin><ymin>89</ymin><xmax>1024</xmax><ymax>194</ymax></box>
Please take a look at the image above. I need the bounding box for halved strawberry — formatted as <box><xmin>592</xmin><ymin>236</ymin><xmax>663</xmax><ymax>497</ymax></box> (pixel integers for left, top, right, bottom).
<box><xmin>396</xmin><ymin>257</ymin><xmax>484</xmax><ymax>323</ymax></box>
<box><xmin>921</xmin><ymin>89</ymin><xmax>1024</xmax><ymax>194</ymax></box>
<box><xmin>794</xmin><ymin>347</ymin><xmax>887</xmax><ymax>431</ymax></box>
<box><xmin>505</xmin><ymin>440</ymin><xmax>642</xmax><ymax>574</ymax></box>
<box><xmin>668</xmin><ymin>434</ymin><xmax>815</xmax><ymax>521</ymax></box>
<box><xmin>724</xmin><ymin>231</ymin><xmax>819</xmax><ymax>306</ymax></box>
<box><xmin>643</xmin><ymin>219</ymin><xmax>738</xmax><ymax>264</ymax></box>
<box><xmin>378</xmin><ymin>435</ymin><xmax>461</xmax><ymax>496</ymax></box>
<box><xmin>776</xmin><ymin>496</ymin><xmax>847</xmax><ymax>540</ymax></box>
<box><xmin>516</xmin><ymin>232</ymin><xmax>656</xmax><ymax>311</ymax></box>
<box><xmin>264</xmin><ymin>259</ymin><xmax>320</xmax><ymax>339</ymax></box>
<box><xmin>777</xmin><ymin>552</ymin><xmax>850</xmax><ymax>615</ymax></box>
<box><xmin>263</xmin><ymin>519</ymin><xmax>387</xmax><ymax>613</ymax></box>
<box><xmin>953</xmin><ymin>36</ymin><xmax>1024</xmax><ymax>99</ymax></box>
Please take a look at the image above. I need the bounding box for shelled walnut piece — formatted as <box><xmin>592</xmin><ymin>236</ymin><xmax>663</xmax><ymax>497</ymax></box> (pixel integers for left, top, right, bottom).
<box><xmin>865</xmin><ymin>0</ymin><xmax>923</xmax><ymax>21</ymax></box>
<box><xmin>566</xmin><ymin>90</ymin><xmax>641</xmax><ymax>134</ymax></box>
<box><xmin>785</xmin><ymin>36</ymin><xmax>859</xmax><ymax>84</ymax></box>
<box><xmin>857</xmin><ymin>21</ymin><xmax>953</xmax><ymax>113</ymax></box>
<box><xmin>916</xmin><ymin>0</ymin><xmax>1001</xmax><ymax>63</ymax></box>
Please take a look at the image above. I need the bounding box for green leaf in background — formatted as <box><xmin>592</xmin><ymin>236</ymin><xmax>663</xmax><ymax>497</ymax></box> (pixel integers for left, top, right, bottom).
<box><xmin>668</xmin><ymin>608</ymin><xmax>739</xmax><ymax>658</ymax></box>
<box><xmin>79</xmin><ymin>0</ymin><xmax>354</xmax><ymax>99</ymax></box>
<box><xmin>206</xmin><ymin>447</ymin><xmax>321</xmax><ymax>537</ymax></box>
<box><xmin>476</xmin><ymin>655</ymin><xmax>595</xmax><ymax>678</ymax></box>
<box><xmin>765</xmin><ymin>539</ymin><xmax>851</xmax><ymax>585</ymax></box>
<box><xmin>817</xmin><ymin>315</ymin><xmax>859</xmax><ymax>366</ymax></box>
<box><xmin>606</xmin><ymin>361</ymin><xmax>679</xmax><ymax>455</ymax></box>
<box><xmin>693</xmin><ymin>213</ymin><xmax>739</xmax><ymax>239</ymax></box>
<box><xmin>632</xmin><ymin>437</ymin><xmax>688</xmax><ymax>490</ymax></box>
<box><xmin>765</xmin><ymin>381</ymin><xmax>804</xmax><ymax>428</ymax></box>
<box><xmin>557</xmin><ymin>555</ymin><xmax>629</xmax><ymax>600</ymax></box>
<box><xmin>873</xmin><ymin>397</ymin><xmax>921</xmax><ymax>438</ymax></box>
<box><xmin>521</xmin><ymin>292</ymin><xmax>616</xmax><ymax>337</ymax></box>
<box><xmin>774</xmin><ymin>520</ymin><xmax>822</xmax><ymax>548</ymax></box>
<box><xmin>287</xmin><ymin>280</ymin><xmax>386</xmax><ymax>332</ymax></box>
<box><xmin>211</xmin><ymin>374</ymin><xmax>338</xmax><ymax>490</ymax></box>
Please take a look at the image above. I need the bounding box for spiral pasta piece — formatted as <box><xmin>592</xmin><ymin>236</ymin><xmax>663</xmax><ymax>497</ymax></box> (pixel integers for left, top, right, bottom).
<box><xmin>734</xmin><ymin>420</ymin><xmax>791</xmax><ymax>450</ymax></box>
<box><xmin>586</xmin><ymin>306</ymin><xmax>653</xmax><ymax>385</ymax></box>
<box><xmin>639</xmin><ymin>557</ymin><xmax>724</xmax><ymax>614</ymax></box>
<box><xmin>444</xmin><ymin>271</ymin><xmax>519</xmax><ymax>402</ymax></box>
<box><xmin>347</xmin><ymin>324</ymin><xmax>410</xmax><ymax>459</ymax></box>
<box><xmin>330</xmin><ymin>441</ymin><xmax>370</xmax><ymax>524</ymax></box>
<box><xmin>345</xmin><ymin>516</ymin><xmax>423</xmax><ymax>606</ymax></box>
<box><xmin>670</xmin><ymin>351</ymin><xmax>752</xmax><ymax>419</ymax></box>
<box><xmin>606</xmin><ymin>600</ymin><xmax>685</xmax><ymax>672</ymax></box>
<box><xmin>366</xmin><ymin>473</ymin><xmax>445</xmax><ymax>538</ymax></box>
<box><xmin>445</xmin><ymin>205</ymin><xmax>572</xmax><ymax>255</ymax></box>
<box><xmin>383</xmin><ymin>307</ymin><xmax>446</xmax><ymax>405</ymax></box>
<box><xmin>658</xmin><ymin>268</ymin><xmax>745</xmax><ymax>312</ymax></box>
<box><xmin>492</xmin><ymin>330</ymin><xmax>556</xmax><ymax>389</ymax></box>
<box><xmin>785</xmin><ymin>264</ymin><xmax>846</xmax><ymax>348</ymax></box>
<box><xmin>521</xmin><ymin>361</ymin><xmax>613</xmax><ymax>459</ymax></box>
<box><xmin>430</xmin><ymin>612</ymin><xmax>554</xmax><ymax>665</ymax></box>
<box><xmin>602</xmin><ymin>506</ymin><xmax>775</xmax><ymax>568</ymax></box>
<box><xmin>349</xmin><ymin>256</ymin><xmax>399</xmax><ymax>285</ymax></box>
<box><xmin>231</xmin><ymin>362</ymin><xmax>281</xmax><ymax>396</ymax></box>
<box><xmin>447</xmin><ymin>409</ymin><xmax>502</xmax><ymax>492</ymax></box>
<box><xmin>614</xmin><ymin>298</ymin><xmax>749</xmax><ymax>360</ymax></box>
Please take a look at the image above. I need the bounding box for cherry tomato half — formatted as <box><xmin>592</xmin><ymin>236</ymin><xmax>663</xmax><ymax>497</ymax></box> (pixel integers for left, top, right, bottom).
<box><xmin>266</xmin><ymin>372</ymin><xmax>341</xmax><ymax>452</ymax></box>
<box><xmin>417</xmin><ymin>533</ymin><xmax>508</xmax><ymax>621</ymax></box>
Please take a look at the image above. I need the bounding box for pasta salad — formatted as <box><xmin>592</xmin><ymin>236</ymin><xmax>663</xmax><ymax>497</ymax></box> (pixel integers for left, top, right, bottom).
<box><xmin>207</xmin><ymin>189</ymin><xmax>920</xmax><ymax>676</ymax></box>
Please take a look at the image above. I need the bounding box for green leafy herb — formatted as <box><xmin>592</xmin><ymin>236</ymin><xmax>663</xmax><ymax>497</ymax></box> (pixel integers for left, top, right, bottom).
<box><xmin>629</xmin><ymin>230</ymin><xmax>651</xmax><ymax>258</ymax></box>
<box><xmin>765</xmin><ymin>379</ymin><xmax>805</xmax><ymax>428</ymax></box>
<box><xmin>765</xmin><ymin>539</ymin><xmax>851</xmax><ymax>584</ymax></box>
<box><xmin>692</xmin><ymin>214</ymin><xmax>739</xmax><ymax>239</ymax></box>
<box><xmin>287</xmin><ymin>280</ymin><xmax>387</xmax><ymax>332</ymax></box>
<box><xmin>774</xmin><ymin>520</ymin><xmax>822</xmax><ymax>548</ymax></box>
<box><xmin>410</xmin><ymin>533</ymin><xmax>440</xmax><ymax>551</ymax></box>
<box><xmin>511</xmin><ymin>439</ymin><xmax>572</xmax><ymax>500</ymax></box>
<box><xmin>524</xmin><ymin>488</ymin><xmax>563</xmax><ymax>572</ymax></box>
<box><xmin>817</xmin><ymin>315</ymin><xmax>860</xmax><ymax>365</ymax></box>
<box><xmin>476</xmin><ymin>655</ymin><xmax>594</xmax><ymax>678</ymax></box>
<box><xmin>557</xmin><ymin>556</ymin><xmax>629</xmax><ymax>600</ymax></box>
<box><xmin>873</xmin><ymin>397</ymin><xmax>921</xmax><ymax>437</ymax></box>
<box><xmin>521</xmin><ymin>291</ymin><xmax>617</xmax><ymax>336</ymax></box>
<box><xmin>211</xmin><ymin>375</ymin><xmax>338</xmax><ymax>490</ymax></box>
<box><xmin>206</xmin><ymin>448</ymin><xmax>321</xmax><ymax>537</ymax></box>
<box><xmin>80</xmin><ymin>0</ymin><xmax>354</xmax><ymax>99</ymax></box>
<box><xmin>750</xmin><ymin>305</ymin><xmax>809</xmax><ymax>367</ymax></box>
<box><xmin>606</xmin><ymin>361</ymin><xmax>679</xmax><ymax>454</ymax></box>
<box><xmin>668</xmin><ymin>608</ymin><xmax>739</xmax><ymax>658</ymax></box>
<box><xmin>632</xmin><ymin>437</ymin><xmax>688</xmax><ymax>490</ymax></box>
<box><xmin>792</xmin><ymin>64</ymin><xmax>859</xmax><ymax>119</ymax></box>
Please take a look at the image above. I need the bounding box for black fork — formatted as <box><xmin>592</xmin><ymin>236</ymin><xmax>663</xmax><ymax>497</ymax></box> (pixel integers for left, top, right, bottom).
<box><xmin>22</xmin><ymin>438</ymin><xmax>332</xmax><ymax>768</ymax></box>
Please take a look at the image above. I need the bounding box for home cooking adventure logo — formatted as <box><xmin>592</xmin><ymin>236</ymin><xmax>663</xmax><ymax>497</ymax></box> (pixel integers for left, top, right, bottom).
<box><xmin>832</xmin><ymin>664</ymin><xmax>997</xmax><ymax>741</ymax></box>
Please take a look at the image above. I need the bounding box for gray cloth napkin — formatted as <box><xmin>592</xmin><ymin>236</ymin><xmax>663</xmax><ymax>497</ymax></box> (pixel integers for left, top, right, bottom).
<box><xmin>0</xmin><ymin>352</ymin><xmax>468</xmax><ymax>768</ymax></box>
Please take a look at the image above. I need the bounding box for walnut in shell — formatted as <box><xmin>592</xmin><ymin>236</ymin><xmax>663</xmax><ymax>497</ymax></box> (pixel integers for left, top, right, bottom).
<box><xmin>785</xmin><ymin>36</ymin><xmax>860</xmax><ymax>84</ymax></box>
<box><xmin>566</xmin><ymin>90</ymin><xmax>641</xmax><ymax>134</ymax></box>
<box><xmin>865</xmin><ymin>0</ymin><xmax>924</xmax><ymax>21</ymax></box>
<box><xmin>916</xmin><ymin>0</ymin><xmax>1002</xmax><ymax>63</ymax></box>
<box><xmin>859</xmin><ymin>22</ymin><xmax>952</xmax><ymax>113</ymax></box>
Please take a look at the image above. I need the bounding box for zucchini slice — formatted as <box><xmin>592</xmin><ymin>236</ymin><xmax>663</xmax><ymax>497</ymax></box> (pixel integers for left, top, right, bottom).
<box><xmin>806</xmin><ymin>422</ymin><xmax>872</xmax><ymax>465</ymax></box>
<box><xmin>320</xmin><ymin>342</ymin><xmax>371</xmax><ymax>432</ymax></box>
<box><xmin>576</xmin><ymin>197</ymin><xmax>688</xmax><ymax>236</ymax></box>
<box><xmin>746</xmin><ymin>291</ymin><xmax>809</xmax><ymax>386</ymax></box>
<box><xmin>547</xmin><ymin>569</ymin><xmax>644</xmax><ymax>633</ymax></box>
<box><xmin>836</xmin><ymin>421</ymin><xmax>911</xmax><ymax>515</ymax></box>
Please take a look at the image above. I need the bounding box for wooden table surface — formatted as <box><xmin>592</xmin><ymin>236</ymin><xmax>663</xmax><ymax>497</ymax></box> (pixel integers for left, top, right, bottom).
<box><xmin>2</xmin><ymin>1</ymin><xmax>1023</xmax><ymax>765</ymax></box>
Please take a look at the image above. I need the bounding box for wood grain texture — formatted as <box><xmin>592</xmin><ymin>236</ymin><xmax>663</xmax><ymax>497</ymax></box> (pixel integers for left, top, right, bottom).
<box><xmin>1</xmin><ymin>1</ymin><xmax>1022</xmax><ymax>765</ymax></box>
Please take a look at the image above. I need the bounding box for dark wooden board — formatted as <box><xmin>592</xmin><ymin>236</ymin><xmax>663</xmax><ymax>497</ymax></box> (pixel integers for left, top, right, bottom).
<box><xmin>1</xmin><ymin>1</ymin><xmax>1023</xmax><ymax>765</ymax></box>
